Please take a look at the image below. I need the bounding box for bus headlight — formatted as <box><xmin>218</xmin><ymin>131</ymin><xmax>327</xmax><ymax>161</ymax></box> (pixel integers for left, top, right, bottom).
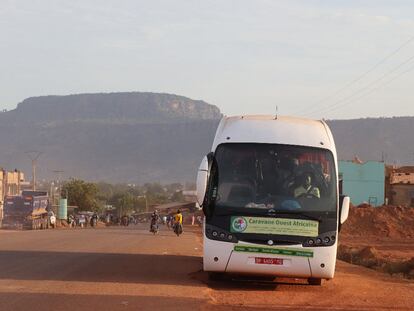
<box><xmin>303</xmin><ymin>231</ymin><xmax>336</xmax><ymax>247</ymax></box>
<box><xmin>205</xmin><ymin>224</ymin><xmax>238</xmax><ymax>243</ymax></box>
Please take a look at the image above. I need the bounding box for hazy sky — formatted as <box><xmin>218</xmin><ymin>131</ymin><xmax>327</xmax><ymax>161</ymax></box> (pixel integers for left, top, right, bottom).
<box><xmin>1</xmin><ymin>0</ymin><xmax>414</xmax><ymax>119</ymax></box>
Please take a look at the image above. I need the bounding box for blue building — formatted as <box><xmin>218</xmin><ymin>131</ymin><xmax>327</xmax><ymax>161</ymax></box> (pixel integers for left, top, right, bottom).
<box><xmin>338</xmin><ymin>160</ymin><xmax>385</xmax><ymax>207</ymax></box>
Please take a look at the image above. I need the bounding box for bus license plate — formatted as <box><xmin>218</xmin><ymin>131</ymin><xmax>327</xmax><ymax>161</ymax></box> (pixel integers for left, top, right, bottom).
<box><xmin>255</xmin><ymin>257</ymin><xmax>283</xmax><ymax>265</ymax></box>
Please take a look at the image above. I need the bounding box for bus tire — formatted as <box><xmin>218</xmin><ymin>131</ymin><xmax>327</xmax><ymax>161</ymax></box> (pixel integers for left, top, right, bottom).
<box><xmin>208</xmin><ymin>272</ymin><xmax>225</xmax><ymax>281</ymax></box>
<box><xmin>308</xmin><ymin>278</ymin><xmax>323</xmax><ymax>286</ymax></box>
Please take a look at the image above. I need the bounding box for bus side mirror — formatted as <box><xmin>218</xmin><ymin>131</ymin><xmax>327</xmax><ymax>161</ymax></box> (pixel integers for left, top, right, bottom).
<box><xmin>196</xmin><ymin>152</ymin><xmax>214</xmax><ymax>218</ymax></box>
<box><xmin>196</xmin><ymin>156</ymin><xmax>209</xmax><ymax>207</ymax></box>
<box><xmin>339</xmin><ymin>195</ymin><xmax>350</xmax><ymax>224</ymax></box>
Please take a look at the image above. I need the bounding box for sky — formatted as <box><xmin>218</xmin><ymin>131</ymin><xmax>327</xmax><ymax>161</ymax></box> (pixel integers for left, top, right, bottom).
<box><xmin>1</xmin><ymin>0</ymin><xmax>414</xmax><ymax>120</ymax></box>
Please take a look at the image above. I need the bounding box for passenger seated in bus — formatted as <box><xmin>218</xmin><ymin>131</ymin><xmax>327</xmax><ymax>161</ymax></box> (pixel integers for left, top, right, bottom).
<box><xmin>293</xmin><ymin>172</ymin><xmax>320</xmax><ymax>199</ymax></box>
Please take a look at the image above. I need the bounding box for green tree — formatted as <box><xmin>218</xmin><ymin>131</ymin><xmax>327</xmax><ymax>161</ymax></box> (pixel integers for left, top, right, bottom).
<box><xmin>116</xmin><ymin>192</ymin><xmax>136</xmax><ymax>216</ymax></box>
<box><xmin>62</xmin><ymin>179</ymin><xmax>100</xmax><ymax>212</ymax></box>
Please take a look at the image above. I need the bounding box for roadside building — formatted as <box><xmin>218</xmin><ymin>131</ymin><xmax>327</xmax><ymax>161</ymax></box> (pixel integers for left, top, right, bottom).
<box><xmin>386</xmin><ymin>166</ymin><xmax>414</xmax><ymax>207</ymax></box>
<box><xmin>339</xmin><ymin>160</ymin><xmax>385</xmax><ymax>207</ymax></box>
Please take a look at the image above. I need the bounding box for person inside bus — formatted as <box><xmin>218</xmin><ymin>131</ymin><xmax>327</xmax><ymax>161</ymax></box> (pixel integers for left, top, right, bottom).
<box><xmin>293</xmin><ymin>172</ymin><xmax>320</xmax><ymax>199</ymax></box>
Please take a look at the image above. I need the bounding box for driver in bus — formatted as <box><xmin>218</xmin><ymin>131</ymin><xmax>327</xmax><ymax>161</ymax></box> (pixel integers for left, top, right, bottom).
<box><xmin>293</xmin><ymin>172</ymin><xmax>320</xmax><ymax>199</ymax></box>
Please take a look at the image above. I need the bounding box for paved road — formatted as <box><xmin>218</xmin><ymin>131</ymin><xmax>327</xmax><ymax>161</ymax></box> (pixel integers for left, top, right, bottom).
<box><xmin>0</xmin><ymin>224</ymin><xmax>413</xmax><ymax>310</ymax></box>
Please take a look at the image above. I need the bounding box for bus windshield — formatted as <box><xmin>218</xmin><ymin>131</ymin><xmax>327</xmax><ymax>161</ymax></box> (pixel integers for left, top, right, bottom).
<box><xmin>212</xmin><ymin>143</ymin><xmax>337</xmax><ymax>213</ymax></box>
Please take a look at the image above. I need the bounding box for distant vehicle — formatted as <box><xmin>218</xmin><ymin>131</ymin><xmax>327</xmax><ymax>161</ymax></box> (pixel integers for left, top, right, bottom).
<box><xmin>3</xmin><ymin>191</ymin><xmax>50</xmax><ymax>229</ymax></box>
<box><xmin>197</xmin><ymin>115</ymin><xmax>350</xmax><ymax>285</ymax></box>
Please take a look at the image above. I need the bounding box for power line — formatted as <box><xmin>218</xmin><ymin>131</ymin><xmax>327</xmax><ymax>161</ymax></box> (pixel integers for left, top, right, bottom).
<box><xmin>291</xmin><ymin>35</ymin><xmax>414</xmax><ymax>116</ymax></box>
<box><xmin>304</xmin><ymin>53</ymin><xmax>414</xmax><ymax>118</ymax></box>
<box><xmin>307</xmin><ymin>60</ymin><xmax>414</xmax><ymax>117</ymax></box>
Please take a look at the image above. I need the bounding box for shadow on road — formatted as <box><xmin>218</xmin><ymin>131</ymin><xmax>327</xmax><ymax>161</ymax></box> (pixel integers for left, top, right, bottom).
<box><xmin>0</xmin><ymin>292</ymin><xmax>208</xmax><ymax>311</ymax></box>
<box><xmin>0</xmin><ymin>250</ymin><xmax>202</xmax><ymax>286</ymax></box>
<box><xmin>207</xmin><ymin>276</ymin><xmax>311</xmax><ymax>291</ymax></box>
<box><xmin>189</xmin><ymin>269</ymin><xmax>310</xmax><ymax>291</ymax></box>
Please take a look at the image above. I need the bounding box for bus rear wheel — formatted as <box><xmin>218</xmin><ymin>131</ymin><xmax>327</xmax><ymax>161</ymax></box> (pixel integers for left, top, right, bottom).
<box><xmin>308</xmin><ymin>278</ymin><xmax>323</xmax><ymax>286</ymax></box>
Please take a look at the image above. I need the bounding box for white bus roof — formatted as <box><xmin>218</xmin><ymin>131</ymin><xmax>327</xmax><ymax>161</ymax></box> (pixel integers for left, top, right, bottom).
<box><xmin>212</xmin><ymin>115</ymin><xmax>335</xmax><ymax>152</ymax></box>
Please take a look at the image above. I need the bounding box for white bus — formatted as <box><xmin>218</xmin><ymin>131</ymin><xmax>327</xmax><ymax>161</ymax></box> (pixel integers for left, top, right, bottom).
<box><xmin>196</xmin><ymin>115</ymin><xmax>350</xmax><ymax>285</ymax></box>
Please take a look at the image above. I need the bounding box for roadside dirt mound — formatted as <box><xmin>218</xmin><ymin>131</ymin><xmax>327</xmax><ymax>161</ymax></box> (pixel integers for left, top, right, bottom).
<box><xmin>341</xmin><ymin>205</ymin><xmax>414</xmax><ymax>239</ymax></box>
<box><xmin>338</xmin><ymin>245</ymin><xmax>414</xmax><ymax>279</ymax></box>
<box><xmin>339</xmin><ymin>205</ymin><xmax>414</xmax><ymax>279</ymax></box>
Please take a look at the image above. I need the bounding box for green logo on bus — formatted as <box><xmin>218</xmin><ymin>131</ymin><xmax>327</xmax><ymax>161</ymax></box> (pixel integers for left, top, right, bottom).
<box><xmin>231</xmin><ymin>217</ymin><xmax>248</xmax><ymax>232</ymax></box>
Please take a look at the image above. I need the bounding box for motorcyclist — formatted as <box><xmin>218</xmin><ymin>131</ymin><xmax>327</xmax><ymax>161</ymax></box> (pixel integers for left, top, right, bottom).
<box><xmin>91</xmin><ymin>213</ymin><xmax>98</xmax><ymax>227</ymax></box>
<box><xmin>49</xmin><ymin>211</ymin><xmax>56</xmax><ymax>229</ymax></box>
<box><xmin>150</xmin><ymin>210</ymin><xmax>159</xmax><ymax>233</ymax></box>
<box><xmin>173</xmin><ymin>209</ymin><xmax>183</xmax><ymax>236</ymax></box>
<box><xmin>68</xmin><ymin>214</ymin><xmax>75</xmax><ymax>228</ymax></box>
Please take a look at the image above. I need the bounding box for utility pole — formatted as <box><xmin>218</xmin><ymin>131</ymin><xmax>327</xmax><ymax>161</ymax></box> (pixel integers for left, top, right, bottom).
<box><xmin>53</xmin><ymin>170</ymin><xmax>64</xmax><ymax>204</ymax></box>
<box><xmin>25</xmin><ymin>151</ymin><xmax>42</xmax><ymax>191</ymax></box>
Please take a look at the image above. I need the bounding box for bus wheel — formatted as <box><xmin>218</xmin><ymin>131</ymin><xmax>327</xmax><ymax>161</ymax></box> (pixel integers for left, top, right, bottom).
<box><xmin>308</xmin><ymin>278</ymin><xmax>323</xmax><ymax>286</ymax></box>
<box><xmin>208</xmin><ymin>272</ymin><xmax>225</xmax><ymax>281</ymax></box>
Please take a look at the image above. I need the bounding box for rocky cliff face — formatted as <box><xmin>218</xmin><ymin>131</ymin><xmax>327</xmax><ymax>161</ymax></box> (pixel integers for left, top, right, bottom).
<box><xmin>0</xmin><ymin>92</ymin><xmax>221</xmax><ymax>183</ymax></box>
<box><xmin>2</xmin><ymin>92</ymin><xmax>221</xmax><ymax>125</ymax></box>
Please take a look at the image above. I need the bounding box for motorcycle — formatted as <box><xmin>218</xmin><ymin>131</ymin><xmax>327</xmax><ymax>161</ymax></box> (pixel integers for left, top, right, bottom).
<box><xmin>150</xmin><ymin>220</ymin><xmax>159</xmax><ymax>235</ymax></box>
<box><xmin>68</xmin><ymin>215</ymin><xmax>75</xmax><ymax>228</ymax></box>
<box><xmin>173</xmin><ymin>222</ymin><xmax>182</xmax><ymax>236</ymax></box>
<box><xmin>90</xmin><ymin>217</ymin><xmax>97</xmax><ymax>227</ymax></box>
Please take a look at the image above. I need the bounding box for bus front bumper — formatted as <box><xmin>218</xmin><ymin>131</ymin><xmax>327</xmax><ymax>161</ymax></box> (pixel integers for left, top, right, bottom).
<box><xmin>204</xmin><ymin>238</ymin><xmax>337</xmax><ymax>279</ymax></box>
